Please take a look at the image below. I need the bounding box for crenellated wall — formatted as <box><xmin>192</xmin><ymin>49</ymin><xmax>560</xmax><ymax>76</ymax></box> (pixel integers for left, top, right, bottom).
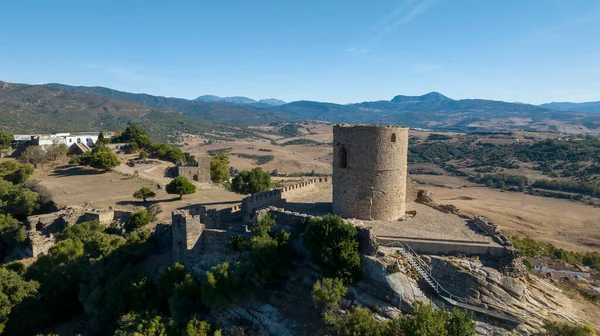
<box><xmin>241</xmin><ymin>189</ymin><xmax>285</xmax><ymax>215</ymax></box>
<box><xmin>190</xmin><ymin>177</ymin><xmax>331</xmax><ymax>230</ymax></box>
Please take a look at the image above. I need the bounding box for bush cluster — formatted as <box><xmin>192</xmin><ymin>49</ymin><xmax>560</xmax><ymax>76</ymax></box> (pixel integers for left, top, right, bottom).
<box><xmin>511</xmin><ymin>235</ymin><xmax>600</xmax><ymax>271</ymax></box>
<box><xmin>304</xmin><ymin>215</ymin><xmax>361</xmax><ymax>284</ymax></box>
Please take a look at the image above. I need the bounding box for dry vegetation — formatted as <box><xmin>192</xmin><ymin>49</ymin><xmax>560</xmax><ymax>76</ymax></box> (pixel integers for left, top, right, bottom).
<box><xmin>176</xmin><ymin>124</ymin><xmax>600</xmax><ymax>253</ymax></box>
<box><xmin>32</xmin><ymin>157</ymin><xmax>244</xmax><ymax>223</ymax></box>
<box><xmin>23</xmin><ymin>124</ymin><xmax>599</xmax><ymax>254</ymax></box>
<box><xmin>178</xmin><ymin>123</ymin><xmax>334</xmax><ymax>174</ymax></box>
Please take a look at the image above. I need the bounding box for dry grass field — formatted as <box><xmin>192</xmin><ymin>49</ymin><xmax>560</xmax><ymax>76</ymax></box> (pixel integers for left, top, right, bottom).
<box><xmin>32</xmin><ymin>158</ymin><xmax>244</xmax><ymax>223</ymax></box>
<box><xmin>179</xmin><ymin>124</ymin><xmax>334</xmax><ymax>175</ymax></box>
<box><xmin>425</xmin><ymin>186</ymin><xmax>600</xmax><ymax>252</ymax></box>
<box><xmin>182</xmin><ymin>125</ymin><xmax>599</xmax><ymax>253</ymax></box>
<box><xmin>9</xmin><ymin>124</ymin><xmax>598</xmax><ymax>254</ymax></box>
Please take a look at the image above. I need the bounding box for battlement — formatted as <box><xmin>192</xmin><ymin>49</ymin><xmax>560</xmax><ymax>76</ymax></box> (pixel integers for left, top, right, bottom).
<box><xmin>280</xmin><ymin>177</ymin><xmax>329</xmax><ymax>194</ymax></box>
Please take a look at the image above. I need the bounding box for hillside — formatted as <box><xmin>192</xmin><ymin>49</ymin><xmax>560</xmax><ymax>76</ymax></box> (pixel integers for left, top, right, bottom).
<box><xmin>540</xmin><ymin>101</ymin><xmax>600</xmax><ymax>114</ymax></box>
<box><xmin>45</xmin><ymin>83</ymin><xmax>293</xmax><ymax>124</ymax></box>
<box><xmin>279</xmin><ymin>93</ymin><xmax>600</xmax><ymax>133</ymax></box>
<box><xmin>0</xmin><ymin>81</ymin><xmax>256</xmax><ymax>142</ymax></box>
<box><xmin>11</xmin><ymin>81</ymin><xmax>600</xmax><ymax>134</ymax></box>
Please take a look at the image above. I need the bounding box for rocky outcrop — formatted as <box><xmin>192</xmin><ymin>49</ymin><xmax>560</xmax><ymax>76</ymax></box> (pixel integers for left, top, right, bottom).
<box><xmin>426</xmin><ymin>256</ymin><xmax>599</xmax><ymax>334</ymax></box>
<box><xmin>358</xmin><ymin>255</ymin><xmax>429</xmax><ymax>312</ymax></box>
<box><xmin>215</xmin><ymin>302</ymin><xmax>298</xmax><ymax>336</ymax></box>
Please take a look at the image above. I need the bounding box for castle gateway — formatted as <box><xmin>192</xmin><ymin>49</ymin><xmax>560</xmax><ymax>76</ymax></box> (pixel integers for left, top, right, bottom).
<box><xmin>332</xmin><ymin>124</ymin><xmax>409</xmax><ymax>221</ymax></box>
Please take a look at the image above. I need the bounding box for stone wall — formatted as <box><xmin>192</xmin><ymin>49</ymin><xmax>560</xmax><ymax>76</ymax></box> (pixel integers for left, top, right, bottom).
<box><xmin>187</xmin><ymin>177</ymin><xmax>331</xmax><ymax>231</ymax></box>
<box><xmin>416</xmin><ymin>189</ymin><xmax>518</xmax><ymax>256</ymax></box>
<box><xmin>333</xmin><ymin>125</ymin><xmax>409</xmax><ymax>221</ymax></box>
<box><xmin>255</xmin><ymin>206</ymin><xmax>379</xmax><ymax>256</ymax></box>
<box><xmin>473</xmin><ymin>216</ymin><xmax>513</xmax><ymax>247</ymax></box>
<box><xmin>171</xmin><ymin>210</ymin><xmax>205</xmax><ymax>267</ymax></box>
<box><xmin>83</xmin><ymin>209</ymin><xmax>115</xmax><ymax>225</ymax></box>
<box><xmin>280</xmin><ymin>177</ymin><xmax>329</xmax><ymax>195</ymax></box>
<box><xmin>241</xmin><ymin>189</ymin><xmax>285</xmax><ymax>215</ymax></box>
<box><xmin>378</xmin><ymin>237</ymin><xmax>508</xmax><ymax>257</ymax></box>
<box><xmin>27</xmin><ymin>231</ymin><xmax>55</xmax><ymax>258</ymax></box>
<box><xmin>176</xmin><ymin>156</ymin><xmax>211</xmax><ymax>183</ymax></box>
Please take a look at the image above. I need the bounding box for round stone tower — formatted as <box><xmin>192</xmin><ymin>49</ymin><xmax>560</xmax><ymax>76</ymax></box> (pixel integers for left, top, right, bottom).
<box><xmin>332</xmin><ymin>124</ymin><xmax>409</xmax><ymax>221</ymax></box>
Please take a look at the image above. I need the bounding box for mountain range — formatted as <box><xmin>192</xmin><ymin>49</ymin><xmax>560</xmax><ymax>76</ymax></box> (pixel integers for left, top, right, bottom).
<box><xmin>1</xmin><ymin>80</ymin><xmax>599</xmax><ymax>137</ymax></box>
<box><xmin>194</xmin><ymin>95</ymin><xmax>286</xmax><ymax>107</ymax></box>
<box><xmin>539</xmin><ymin>101</ymin><xmax>600</xmax><ymax>114</ymax></box>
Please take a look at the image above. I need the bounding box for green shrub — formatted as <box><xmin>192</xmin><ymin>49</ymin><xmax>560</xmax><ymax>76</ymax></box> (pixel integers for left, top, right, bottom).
<box><xmin>251</xmin><ymin>213</ymin><xmax>275</xmax><ymax>237</ymax></box>
<box><xmin>312</xmin><ymin>278</ymin><xmax>347</xmax><ymax>311</ymax></box>
<box><xmin>304</xmin><ymin>215</ymin><xmax>361</xmax><ymax>284</ymax></box>
<box><xmin>125</xmin><ymin>210</ymin><xmax>153</xmax><ymax>232</ymax></box>
<box><xmin>543</xmin><ymin>320</ymin><xmax>592</xmax><ymax>336</ymax></box>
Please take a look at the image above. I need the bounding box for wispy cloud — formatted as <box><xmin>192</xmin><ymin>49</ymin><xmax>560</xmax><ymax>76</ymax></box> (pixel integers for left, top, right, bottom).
<box><xmin>345</xmin><ymin>0</ymin><xmax>438</xmax><ymax>55</ymax></box>
<box><xmin>345</xmin><ymin>48</ymin><xmax>371</xmax><ymax>55</ymax></box>
<box><xmin>371</xmin><ymin>0</ymin><xmax>438</xmax><ymax>44</ymax></box>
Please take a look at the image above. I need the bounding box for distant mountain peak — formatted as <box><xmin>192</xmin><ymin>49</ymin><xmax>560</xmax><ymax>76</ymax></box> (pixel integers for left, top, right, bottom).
<box><xmin>194</xmin><ymin>95</ymin><xmax>286</xmax><ymax>106</ymax></box>
<box><xmin>391</xmin><ymin>92</ymin><xmax>453</xmax><ymax>103</ymax></box>
<box><xmin>258</xmin><ymin>98</ymin><xmax>286</xmax><ymax>106</ymax></box>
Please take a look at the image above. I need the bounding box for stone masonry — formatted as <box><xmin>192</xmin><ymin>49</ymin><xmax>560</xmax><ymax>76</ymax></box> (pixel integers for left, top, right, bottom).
<box><xmin>333</xmin><ymin>124</ymin><xmax>409</xmax><ymax>221</ymax></box>
<box><xmin>176</xmin><ymin>156</ymin><xmax>211</xmax><ymax>183</ymax></box>
<box><xmin>172</xmin><ymin>210</ymin><xmax>205</xmax><ymax>267</ymax></box>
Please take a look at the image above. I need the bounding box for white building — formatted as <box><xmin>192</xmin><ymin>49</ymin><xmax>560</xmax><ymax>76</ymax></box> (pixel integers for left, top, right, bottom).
<box><xmin>14</xmin><ymin>132</ymin><xmax>101</xmax><ymax>149</ymax></box>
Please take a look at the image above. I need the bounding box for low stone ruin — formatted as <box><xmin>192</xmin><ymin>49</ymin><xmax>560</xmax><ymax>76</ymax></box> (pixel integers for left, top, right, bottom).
<box><xmin>25</xmin><ymin>206</ymin><xmax>132</xmax><ymax>258</ymax></box>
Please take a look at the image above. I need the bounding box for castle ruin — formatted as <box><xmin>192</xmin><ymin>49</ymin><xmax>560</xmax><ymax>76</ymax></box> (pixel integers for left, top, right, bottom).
<box><xmin>332</xmin><ymin>124</ymin><xmax>409</xmax><ymax>221</ymax></box>
<box><xmin>176</xmin><ymin>155</ymin><xmax>211</xmax><ymax>183</ymax></box>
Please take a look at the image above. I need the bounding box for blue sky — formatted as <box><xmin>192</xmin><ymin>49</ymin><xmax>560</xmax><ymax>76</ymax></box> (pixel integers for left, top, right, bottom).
<box><xmin>1</xmin><ymin>0</ymin><xmax>599</xmax><ymax>104</ymax></box>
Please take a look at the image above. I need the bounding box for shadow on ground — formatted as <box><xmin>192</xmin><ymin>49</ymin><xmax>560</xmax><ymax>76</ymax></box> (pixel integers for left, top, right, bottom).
<box><xmin>283</xmin><ymin>202</ymin><xmax>332</xmax><ymax>216</ymax></box>
<box><xmin>116</xmin><ymin>198</ymin><xmax>181</xmax><ymax>207</ymax></box>
<box><xmin>50</xmin><ymin>166</ymin><xmax>106</xmax><ymax>177</ymax></box>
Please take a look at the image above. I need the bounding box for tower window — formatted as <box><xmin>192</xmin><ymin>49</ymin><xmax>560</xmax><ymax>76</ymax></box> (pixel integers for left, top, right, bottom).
<box><xmin>340</xmin><ymin>146</ymin><xmax>348</xmax><ymax>168</ymax></box>
<box><xmin>391</xmin><ymin>133</ymin><xmax>396</xmax><ymax>142</ymax></box>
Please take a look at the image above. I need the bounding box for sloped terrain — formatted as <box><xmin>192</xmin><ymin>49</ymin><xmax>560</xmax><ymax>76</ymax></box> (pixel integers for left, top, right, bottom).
<box><xmin>45</xmin><ymin>83</ymin><xmax>293</xmax><ymax>124</ymax></box>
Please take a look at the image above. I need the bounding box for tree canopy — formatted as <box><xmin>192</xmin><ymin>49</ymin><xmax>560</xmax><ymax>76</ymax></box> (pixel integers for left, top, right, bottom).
<box><xmin>0</xmin><ymin>180</ymin><xmax>40</xmax><ymax>217</ymax></box>
<box><xmin>0</xmin><ymin>214</ymin><xmax>27</xmax><ymax>261</ymax></box>
<box><xmin>133</xmin><ymin>186</ymin><xmax>157</xmax><ymax>202</ymax></box>
<box><xmin>0</xmin><ymin>268</ymin><xmax>39</xmax><ymax>334</ymax></box>
<box><xmin>20</xmin><ymin>146</ymin><xmax>47</xmax><ymax>168</ymax></box>
<box><xmin>0</xmin><ymin>161</ymin><xmax>34</xmax><ymax>184</ymax></box>
<box><xmin>74</xmin><ymin>145</ymin><xmax>121</xmax><ymax>171</ymax></box>
<box><xmin>166</xmin><ymin>176</ymin><xmax>196</xmax><ymax>199</ymax></box>
<box><xmin>209</xmin><ymin>153</ymin><xmax>230</xmax><ymax>183</ymax></box>
<box><xmin>0</xmin><ymin>132</ymin><xmax>13</xmax><ymax>150</ymax></box>
<box><xmin>231</xmin><ymin>167</ymin><xmax>271</xmax><ymax>195</ymax></box>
